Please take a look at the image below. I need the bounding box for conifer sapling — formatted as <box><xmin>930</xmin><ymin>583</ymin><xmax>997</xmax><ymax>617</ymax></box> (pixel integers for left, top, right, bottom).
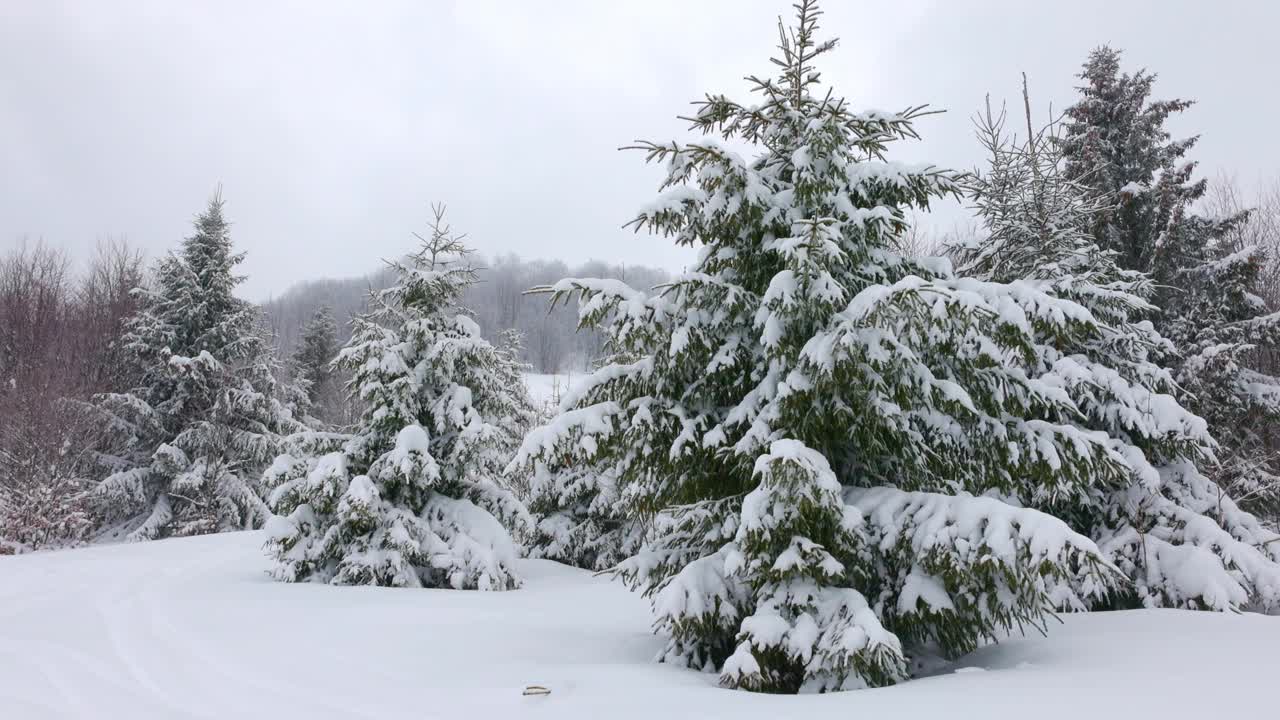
<box><xmin>265</xmin><ymin>205</ymin><xmax>532</xmax><ymax>589</ymax></box>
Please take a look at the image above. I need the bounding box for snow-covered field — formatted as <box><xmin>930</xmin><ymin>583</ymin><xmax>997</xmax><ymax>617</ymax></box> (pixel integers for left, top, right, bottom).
<box><xmin>1</xmin><ymin>532</ymin><xmax>1277</xmax><ymax>719</ymax></box>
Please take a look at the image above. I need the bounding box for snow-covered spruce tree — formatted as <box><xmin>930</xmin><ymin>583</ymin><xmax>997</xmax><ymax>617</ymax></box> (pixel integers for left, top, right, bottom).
<box><xmin>956</xmin><ymin>83</ymin><xmax>1280</xmax><ymax>610</ymax></box>
<box><xmin>517</xmin><ymin>359</ymin><xmax>639</xmax><ymax>571</ymax></box>
<box><xmin>514</xmin><ymin>338</ymin><xmax>642</xmax><ymax>570</ymax></box>
<box><xmin>264</xmin><ymin>205</ymin><xmax>530</xmax><ymax>589</ymax></box>
<box><xmin>1062</xmin><ymin>47</ymin><xmax>1280</xmax><ymax>520</ymax></box>
<box><xmin>493</xmin><ymin>328</ymin><xmax>542</xmax><ymax>448</ymax></box>
<box><xmin>513</xmin><ymin>2</ymin><xmax>1128</xmax><ymax>693</ymax></box>
<box><xmin>290</xmin><ymin>306</ymin><xmax>342</xmax><ymax>426</ymax></box>
<box><xmin>1060</xmin><ymin>45</ymin><xmax>1207</xmax><ymax>292</ymax></box>
<box><xmin>90</xmin><ymin>192</ymin><xmax>300</xmax><ymax>540</ymax></box>
<box><xmin>521</xmin><ymin>460</ymin><xmax>636</xmax><ymax>570</ymax></box>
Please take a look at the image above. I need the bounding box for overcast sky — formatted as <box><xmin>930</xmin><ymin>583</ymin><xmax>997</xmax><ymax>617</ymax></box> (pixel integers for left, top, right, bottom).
<box><xmin>3</xmin><ymin>1</ymin><xmax>1278</xmax><ymax>299</ymax></box>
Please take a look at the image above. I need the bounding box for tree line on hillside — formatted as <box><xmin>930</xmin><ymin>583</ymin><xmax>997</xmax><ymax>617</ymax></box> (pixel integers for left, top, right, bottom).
<box><xmin>262</xmin><ymin>256</ymin><xmax>669</xmax><ymax>377</ymax></box>
<box><xmin>3</xmin><ymin>0</ymin><xmax>1280</xmax><ymax>696</ymax></box>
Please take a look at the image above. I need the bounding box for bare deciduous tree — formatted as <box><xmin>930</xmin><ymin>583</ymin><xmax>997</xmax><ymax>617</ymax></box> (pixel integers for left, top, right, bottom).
<box><xmin>0</xmin><ymin>239</ymin><xmax>144</xmax><ymax>551</ymax></box>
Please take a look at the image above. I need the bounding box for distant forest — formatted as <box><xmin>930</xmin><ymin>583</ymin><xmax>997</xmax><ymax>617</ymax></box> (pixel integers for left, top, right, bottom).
<box><xmin>262</xmin><ymin>254</ymin><xmax>669</xmax><ymax>374</ymax></box>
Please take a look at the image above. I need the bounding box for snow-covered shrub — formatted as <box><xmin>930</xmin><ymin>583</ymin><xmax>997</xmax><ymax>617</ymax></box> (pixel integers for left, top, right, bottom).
<box><xmin>849</xmin><ymin>487</ymin><xmax>1114</xmax><ymax>656</ymax></box>
<box><xmin>521</xmin><ymin>461</ymin><xmax>636</xmax><ymax>570</ymax></box>
<box><xmin>265</xmin><ymin>205</ymin><xmax>533</xmax><ymax>589</ymax></box>
<box><xmin>0</xmin><ymin>240</ymin><xmax>144</xmax><ymax>549</ymax></box>
<box><xmin>0</xmin><ymin>471</ymin><xmax>94</xmax><ymax>552</ymax></box>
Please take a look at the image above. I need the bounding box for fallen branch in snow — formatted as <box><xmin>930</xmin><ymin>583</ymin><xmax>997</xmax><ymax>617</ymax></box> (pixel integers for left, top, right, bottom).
<box><xmin>522</xmin><ymin>685</ymin><xmax>551</xmax><ymax>696</ymax></box>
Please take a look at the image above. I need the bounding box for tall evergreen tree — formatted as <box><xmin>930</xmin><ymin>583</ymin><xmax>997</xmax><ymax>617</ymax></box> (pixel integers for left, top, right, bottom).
<box><xmin>513</xmin><ymin>2</ymin><xmax>1135</xmax><ymax>693</ymax></box>
<box><xmin>1062</xmin><ymin>47</ymin><xmax>1280</xmax><ymax>518</ymax></box>
<box><xmin>91</xmin><ymin>192</ymin><xmax>299</xmax><ymax>540</ymax></box>
<box><xmin>290</xmin><ymin>306</ymin><xmax>342</xmax><ymax>425</ymax></box>
<box><xmin>265</xmin><ymin>205</ymin><xmax>531</xmax><ymax>589</ymax></box>
<box><xmin>956</xmin><ymin>82</ymin><xmax>1280</xmax><ymax>611</ymax></box>
<box><xmin>1060</xmin><ymin>46</ymin><xmax>1205</xmax><ymax>291</ymax></box>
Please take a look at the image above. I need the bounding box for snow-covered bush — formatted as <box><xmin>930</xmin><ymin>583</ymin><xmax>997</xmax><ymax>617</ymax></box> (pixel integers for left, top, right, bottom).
<box><xmin>0</xmin><ymin>470</ymin><xmax>94</xmax><ymax>552</ymax></box>
<box><xmin>515</xmin><ymin>1</ymin><xmax>1131</xmax><ymax>693</ymax></box>
<box><xmin>849</xmin><ymin>486</ymin><xmax>1113</xmax><ymax>656</ymax></box>
<box><xmin>265</xmin><ymin>205</ymin><xmax>533</xmax><ymax>589</ymax></box>
<box><xmin>0</xmin><ymin>240</ymin><xmax>144</xmax><ymax>550</ymax></box>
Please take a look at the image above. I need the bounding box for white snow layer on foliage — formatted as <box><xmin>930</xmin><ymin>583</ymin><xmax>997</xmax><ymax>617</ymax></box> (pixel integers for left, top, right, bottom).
<box><xmin>847</xmin><ymin>487</ymin><xmax>1116</xmax><ymax>609</ymax></box>
<box><xmin>1097</xmin><ymin>466</ymin><xmax>1280</xmax><ymax>611</ymax></box>
<box><xmin>3</xmin><ymin>532</ymin><xmax>1279</xmax><ymax>719</ymax></box>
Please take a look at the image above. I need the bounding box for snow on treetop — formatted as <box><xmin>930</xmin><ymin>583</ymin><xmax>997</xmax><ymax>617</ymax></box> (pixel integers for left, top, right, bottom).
<box><xmin>394</xmin><ymin>425</ymin><xmax>431</xmax><ymax>454</ymax></box>
<box><xmin>751</xmin><ymin>439</ymin><xmax>837</xmax><ymax>483</ymax></box>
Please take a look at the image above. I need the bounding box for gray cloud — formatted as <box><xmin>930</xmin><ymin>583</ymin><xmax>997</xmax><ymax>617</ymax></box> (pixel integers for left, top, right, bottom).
<box><xmin>3</xmin><ymin>0</ymin><xmax>1276</xmax><ymax>298</ymax></box>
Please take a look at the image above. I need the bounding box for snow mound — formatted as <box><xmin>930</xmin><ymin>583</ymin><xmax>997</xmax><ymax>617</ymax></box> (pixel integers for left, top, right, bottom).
<box><xmin>1</xmin><ymin>532</ymin><xmax>1277</xmax><ymax>719</ymax></box>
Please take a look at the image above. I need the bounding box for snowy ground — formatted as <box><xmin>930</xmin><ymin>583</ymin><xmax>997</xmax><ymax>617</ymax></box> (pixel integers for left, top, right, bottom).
<box><xmin>1</xmin><ymin>532</ymin><xmax>1278</xmax><ymax>719</ymax></box>
<box><xmin>523</xmin><ymin>372</ymin><xmax>591</xmax><ymax>410</ymax></box>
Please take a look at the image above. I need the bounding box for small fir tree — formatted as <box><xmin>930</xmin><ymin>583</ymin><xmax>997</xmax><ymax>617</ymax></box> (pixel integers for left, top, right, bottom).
<box><xmin>290</xmin><ymin>306</ymin><xmax>342</xmax><ymax>425</ymax></box>
<box><xmin>513</xmin><ymin>345</ymin><xmax>644</xmax><ymax>570</ymax></box>
<box><xmin>265</xmin><ymin>205</ymin><xmax>531</xmax><ymax>589</ymax></box>
<box><xmin>516</xmin><ymin>365</ymin><xmax>638</xmax><ymax>570</ymax></box>
<box><xmin>520</xmin><ymin>461</ymin><xmax>635</xmax><ymax>570</ymax></box>
<box><xmin>513</xmin><ymin>2</ymin><xmax>1130</xmax><ymax>693</ymax></box>
<box><xmin>90</xmin><ymin>192</ymin><xmax>300</xmax><ymax>539</ymax></box>
<box><xmin>492</xmin><ymin>328</ymin><xmax>543</xmax><ymax>454</ymax></box>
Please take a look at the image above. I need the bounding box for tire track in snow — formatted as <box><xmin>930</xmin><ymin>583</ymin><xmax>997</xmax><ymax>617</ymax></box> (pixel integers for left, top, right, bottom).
<box><xmin>95</xmin><ymin>556</ymin><xmax>223</xmax><ymax>719</ymax></box>
<box><xmin>127</xmin><ymin>543</ymin><xmax>388</xmax><ymax>720</ymax></box>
